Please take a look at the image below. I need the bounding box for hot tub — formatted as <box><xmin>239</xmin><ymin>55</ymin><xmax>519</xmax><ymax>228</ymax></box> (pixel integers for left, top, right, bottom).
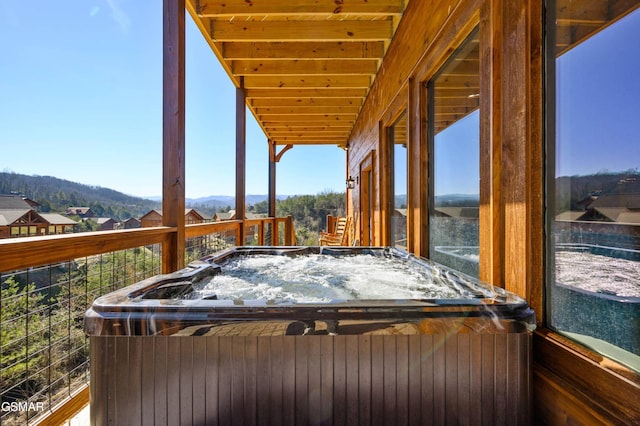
<box><xmin>86</xmin><ymin>246</ymin><xmax>535</xmax><ymax>425</ymax></box>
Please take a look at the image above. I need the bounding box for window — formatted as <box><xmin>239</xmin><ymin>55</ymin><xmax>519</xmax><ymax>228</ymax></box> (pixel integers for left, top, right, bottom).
<box><xmin>547</xmin><ymin>1</ymin><xmax>640</xmax><ymax>372</ymax></box>
<box><xmin>391</xmin><ymin>111</ymin><xmax>408</xmax><ymax>250</ymax></box>
<box><xmin>428</xmin><ymin>28</ymin><xmax>480</xmax><ymax>277</ymax></box>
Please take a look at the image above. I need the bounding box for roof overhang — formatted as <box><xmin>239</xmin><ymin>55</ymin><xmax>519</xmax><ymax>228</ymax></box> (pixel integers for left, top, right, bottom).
<box><xmin>186</xmin><ymin>0</ymin><xmax>409</xmax><ymax>148</ymax></box>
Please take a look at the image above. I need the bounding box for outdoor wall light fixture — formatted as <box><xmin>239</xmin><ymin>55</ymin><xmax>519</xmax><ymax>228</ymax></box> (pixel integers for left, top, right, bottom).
<box><xmin>346</xmin><ymin>176</ymin><xmax>357</xmax><ymax>189</ymax></box>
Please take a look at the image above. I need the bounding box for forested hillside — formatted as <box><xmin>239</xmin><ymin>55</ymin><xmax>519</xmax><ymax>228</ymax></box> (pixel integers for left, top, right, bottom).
<box><xmin>253</xmin><ymin>191</ymin><xmax>346</xmax><ymax>245</ymax></box>
<box><xmin>555</xmin><ymin>170</ymin><xmax>640</xmax><ymax>213</ymax></box>
<box><xmin>0</xmin><ymin>172</ymin><xmax>160</xmax><ymax>221</ymax></box>
<box><xmin>0</xmin><ymin>172</ymin><xmax>347</xmax><ymax>241</ymax></box>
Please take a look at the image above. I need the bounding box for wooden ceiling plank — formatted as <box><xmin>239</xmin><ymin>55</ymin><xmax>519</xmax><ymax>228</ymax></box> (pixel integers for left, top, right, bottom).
<box><xmin>434</xmin><ymin>75</ymin><xmax>480</xmax><ymax>89</ymax></box>
<box><xmin>259</xmin><ymin>114</ymin><xmax>356</xmax><ymax>122</ymax></box>
<box><xmin>272</xmin><ymin>139</ymin><xmax>346</xmax><ymax>146</ymax></box>
<box><xmin>433</xmin><ymin>88</ymin><xmax>481</xmax><ymax>98</ymax></box>
<box><xmin>433</xmin><ymin>107</ymin><xmax>478</xmax><ymax>118</ymax></box>
<box><xmin>263</xmin><ymin>122</ymin><xmax>354</xmax><ymax>128</ymax></box>
<box><xmin>232</xmin><ymin>59</ymin><xmax>379</xmax><ymax>75</ymax></box>
<box><xmin>271</xmin><ymin>140</ymin><xmax>350</xmax><ymax>146</ymax></box>
<box><xmin>435</xmin><ymin>97</ymin><xmax>481</xmax><ymax>108</ymax></box>
<box><xmin>251</xmin><ymin>98</ymin><xmax>362</xmax><ymax>107</ymax></box>
<box><xmin>271</xmin><ymin>134</ymin><xmax>350</xmax><ymax>140</ymax></box>
<box><xmin>266</xmin><ymin>127</ymin><xmax>353</xmax><ymax>133</ymax></box>
<box><xmin>243</xmin><ymin>75</ymin><xmax>371</xmax><ymax>89</ymax></box>
<box><xmin>269</xmin><ymin>134</ymin><xmax>352</xmax><ymax>140</ymax></box>
<box><xmin>256</xmin><ymin>106</ymin><xmax>361</xmax><ymax>115</ymax></box>
<box><xmin>247</xmin><ymin>88</ymin><xmax>368</xmax><ymax>98</ymax></box>
<box><xmin>209</xmin><ymin>20</ymin><xmax>393</xmax><ymax>42</ymax></box>
<box><xmin>196</xmin><ymin>0</ymin><xmax>405</xmax><ymax>16</ymax></box>
<box><xmin>268</xmin><ymin>132</ymin><xmax>351</xmax><ymax>139</ymax></box>
<box><xmin>222</xmin><ymin>41</ymin><xmax>385</xmax><ymax>60</ymax></box>
<box><xmin>441</xmin><ymin>59</ymin><xmax>480</xmax><ymax>76</ymax></box>
<box><xmin>266</xmin><ymin>126</ymin><xmax>351</xmax><ymax>132</ymax></box>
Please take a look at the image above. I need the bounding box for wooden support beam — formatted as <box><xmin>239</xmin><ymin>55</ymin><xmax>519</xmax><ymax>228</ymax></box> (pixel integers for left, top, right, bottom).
<box><xmin>209</xmin><ymin>20</ymin><xmax>393</xmax><ymax>42</ymax></box>
<box><xmin>265</xmin><ymin>124</ymin><xmax>353</xmax><ymax>131</ymax></box>
<box><xmin>196</xmin><ymin>0</ymin><xmax>405</xmax><ymax>16</ymax></box>
<box><xmin>236</xmin><ymin>76</ymin><xmax>246</xmax><ymax>244</ymax></box>
<box><xmin>0</xmin><ymin>228</ymin><xmax>174</xmax><ymax>272</ymax></box>
<box><xmin>272</xmin><ymin>139</ymin><xmax>346</xmax><ymax>146</ymax></box>
<box><xmin>268</xmin><ymin>141</ymin><xmax>277</xmax><ymax>220</ymax></box>
<box><xmin>244</xmin><ymin>75</ymin><xmax>372</xmax><ymax>89</ymax></box>
<box><xmin>232</xmin><ymin>59</ymin><xmax>378</xmax><ymax>76</ymax></box>
<box><xmin>272</xmin><ymin>135</ymin><xmax>347</xmax><ymax>142</ymax></box>
<box><xmin>162</xmin><ymin>0</ymin><xmax>186</xmax><ymax>274</ymax></box>
<box><xmin>284</xmin><ymin>215</ymin><xmax>294</xmax><ymax>245</ymax></box>
<box><xmin>222</xmin><ymin>41</ymin><xmax>386</xmax><ymax>60</ymax></box>
<box><xmin>482</xmin><ymin>1</ymin><xmax>505</xmax><ymax>285</ymax></box>
<box><xmin>275</xmin><ymin>144</ymin><xmax>294</xmax><ymax>163</ymax></box>
<box><xmin>246</xmin><ymin>88</ymin><xmax>368</xmax><ymax>98</ymax></box>
<box><xmin>268</xmin><ymin>131</ymin><xmax>351</xmax><ymax>139</ymax></box>
<box><xmin>257</xmin><ymin>106</ymin><xmax>361</xmax><ymax>115</ymax></box>
<box><xmin>251</xmin><ymin>98</ymin><xmax>362</xmax><ymax>108</ymax></box>
<box><xmin>259</xmin><ymin>114</ymin><xmax>356</xmax><ymax>122</ymax></box>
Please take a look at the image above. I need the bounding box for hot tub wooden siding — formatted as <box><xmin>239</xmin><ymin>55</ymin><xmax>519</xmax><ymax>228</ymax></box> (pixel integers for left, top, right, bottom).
<box><xmin>91</xmin><ymin>333</ymin><xmax>531</xmax><ymax>426</ymax></box>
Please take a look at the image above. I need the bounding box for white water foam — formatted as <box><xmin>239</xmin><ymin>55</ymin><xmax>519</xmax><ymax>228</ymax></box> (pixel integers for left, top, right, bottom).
<box><xmin>556</xmin><ymin>251</ymin><xmax>640</xmax><ymax>298</ymax></box>
<box><xmin>192</xmin><ymin>254</ymin><xmax>468</xmax><ymax>302</ymax></box>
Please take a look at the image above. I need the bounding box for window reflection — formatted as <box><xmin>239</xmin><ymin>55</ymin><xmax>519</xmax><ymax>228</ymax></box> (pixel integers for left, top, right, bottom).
<box><xmin>428</xmin><ymin>28</ymin><xmax>480</xmax><ymax>277</ymax></box>
<box><xmin>549</xmin><ymin>1</ymin><xmax>640</xmax><ymax>372</ymax></box>
<box><xmin>391</xmin><ymin>111</ymin><xmax>408</xmax><ymax>250</ymax></box>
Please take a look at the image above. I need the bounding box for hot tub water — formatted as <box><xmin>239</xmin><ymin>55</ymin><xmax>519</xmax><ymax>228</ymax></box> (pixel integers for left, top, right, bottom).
<box><xmin>191</xmin><ymin>253</ymin><xmax>481</xmax><ymax>302</ymax></box>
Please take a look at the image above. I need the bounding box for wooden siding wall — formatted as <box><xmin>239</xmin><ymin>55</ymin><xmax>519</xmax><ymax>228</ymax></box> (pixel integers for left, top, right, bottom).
<box><xmin>346</xmin><ymin>0</ymin><xmax>639</xmax><ymax>424</ymax></box>
<box><xmin>91</xmin><ymin>333</ymin><xmax>532</xmax><ymax>426</ymax></box>
<box><xmin>349</xmin><ymin>0</ymin><xmax>482</xmax><ymax>252</ymax></box>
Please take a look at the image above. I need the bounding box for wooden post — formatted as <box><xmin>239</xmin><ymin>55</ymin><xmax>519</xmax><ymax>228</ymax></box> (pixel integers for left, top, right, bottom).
<box><xmin>236</xmin><ymin>77</ymin><xmax>246</xmax><ymax>245</ymax></box>
<box><xmin>268</xmin><ymin>141</ymin><xmax>276</xmax><ymax>245</ymax></box>
<box><xmin>284</xmin><ymin>215</ymin><xmax>294</xmax><ymax>246</ymax></box>
<box><xmin>479</xmin><ymin>0</ymin><xmax>503</xmax><ymax>288</ymax></box>
<box><xmin>268</xmin><ymin>140</ymin><xmax>276</xmax><ymax>217</ymax></box>
<box><xmin>162</xmin><ymin>0</ymin><xmax>185</xmax><ymax>274</ymax></box>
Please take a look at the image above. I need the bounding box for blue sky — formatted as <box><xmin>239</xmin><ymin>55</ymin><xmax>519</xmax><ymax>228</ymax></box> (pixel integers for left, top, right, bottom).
<box><xmin>556</xmin><ymin>8</ymin><xmax>640</xmax><ymax>177</ymax></box>
<box><xmin>434</xmin><ymin>111</ymin><xmax>479</xmax><ymax>196</ymax></box>
<box><xmin>2</xmin><ymin>3</ymin><xmax>638</xmax><ymax>201</ymax></box>
<box><xmin>0</xmin><ymin>1</ymin><xmax>347</xmax><ymax>199</ymax></box>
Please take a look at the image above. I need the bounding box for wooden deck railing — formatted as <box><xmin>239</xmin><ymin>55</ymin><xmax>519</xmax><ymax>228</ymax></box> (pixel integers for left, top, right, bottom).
<box><xmin>0</xmin><ymin>216</ymin><xmax>295</xmax><ymax>425</ymax></box>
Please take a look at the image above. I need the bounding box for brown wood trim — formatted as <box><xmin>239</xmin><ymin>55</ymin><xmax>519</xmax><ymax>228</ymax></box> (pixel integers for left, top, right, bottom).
<box><xmin>269</xmin><ymin>141</ymin><xmax>277</xmax><ymax>218</ymax></box>
<box><xmin>499</xmin><ymin>0</ymin><xmax>544</xmax><ymax>300</ymax></box>
<box><xmin>378</xmin><ymin>120</ymin><xmax>391</xmax><ymax>246</ymax></box>
<box><xmin>380</xmin><ymin>83</ymin><xmax>409</xmax><ymax>127</ymax></box>
<box><xmin>533</xmin><ymin>329</ymin><xmax>640</xmax><ymax>425</ymax></box>
<box><xmin>525</xmin><ymin>0</ymin><xmax>544</xmax><ymax>319</ymax></box>
<box><xmin>185</xmin><ymin>220</ymin><xmax>242</xmax><ymax>238</ymax></box>
<box><xmin>416</xmin><ymin>77</ymin><xmax>429</xmax><ymax>259</ymax></box>
<box><xmin>379</xmin><ymin>83</ymin><xmax>409</xmax><ymax>249</ymax></box>
<box><xmin>478</xmin><ymin>0</ymin><xmax>503</xmax><ymax>287</ymax></box>
<box><xmin>284</xmin><ymin>215</ymin><xmax>294</xmax><ymax>245</ymax></box>
<box><xmin>406</xmin><ymin>78</ymin><xmax>417</xmax><ymax>255</ymax></box>
<box><xmin>0</xmin><ymin>227</ymin><xmax>175</xmax><ymax>272</ymax></box>
<box><xmin>533</xmin><ymin>366</ymin><xmax>611</xmax><ymax>425</ymax></box>
<box><xmin>236</xmin><ymin>76</ymin><xmax>247</xmax><ymax>244</ymax></box>
<box><xmin>359</xmin><ymin>150</ymin><xmax>376</xmax><ymax>246</ymax></box>
<box><xmin>32</xmin><ymin>385</ymin><xmax>89</xmax><ymax>426</ymax></box>
<box><xmin>413</xmin><ymin>8</ymin><xmax>481</xmax><ymax>260</ymax></box>
<box><xmin>162</xmin><ymin>0</ymin><xmax>186</xmax><ymax>274</ymax></box>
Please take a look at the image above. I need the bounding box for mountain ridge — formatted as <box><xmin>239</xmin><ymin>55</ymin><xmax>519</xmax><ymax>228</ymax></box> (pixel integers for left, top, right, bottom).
<box><xmin>0</xmin><ymin>172</ymin><xmax>315</xmax><ymax>219</ymax></box>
